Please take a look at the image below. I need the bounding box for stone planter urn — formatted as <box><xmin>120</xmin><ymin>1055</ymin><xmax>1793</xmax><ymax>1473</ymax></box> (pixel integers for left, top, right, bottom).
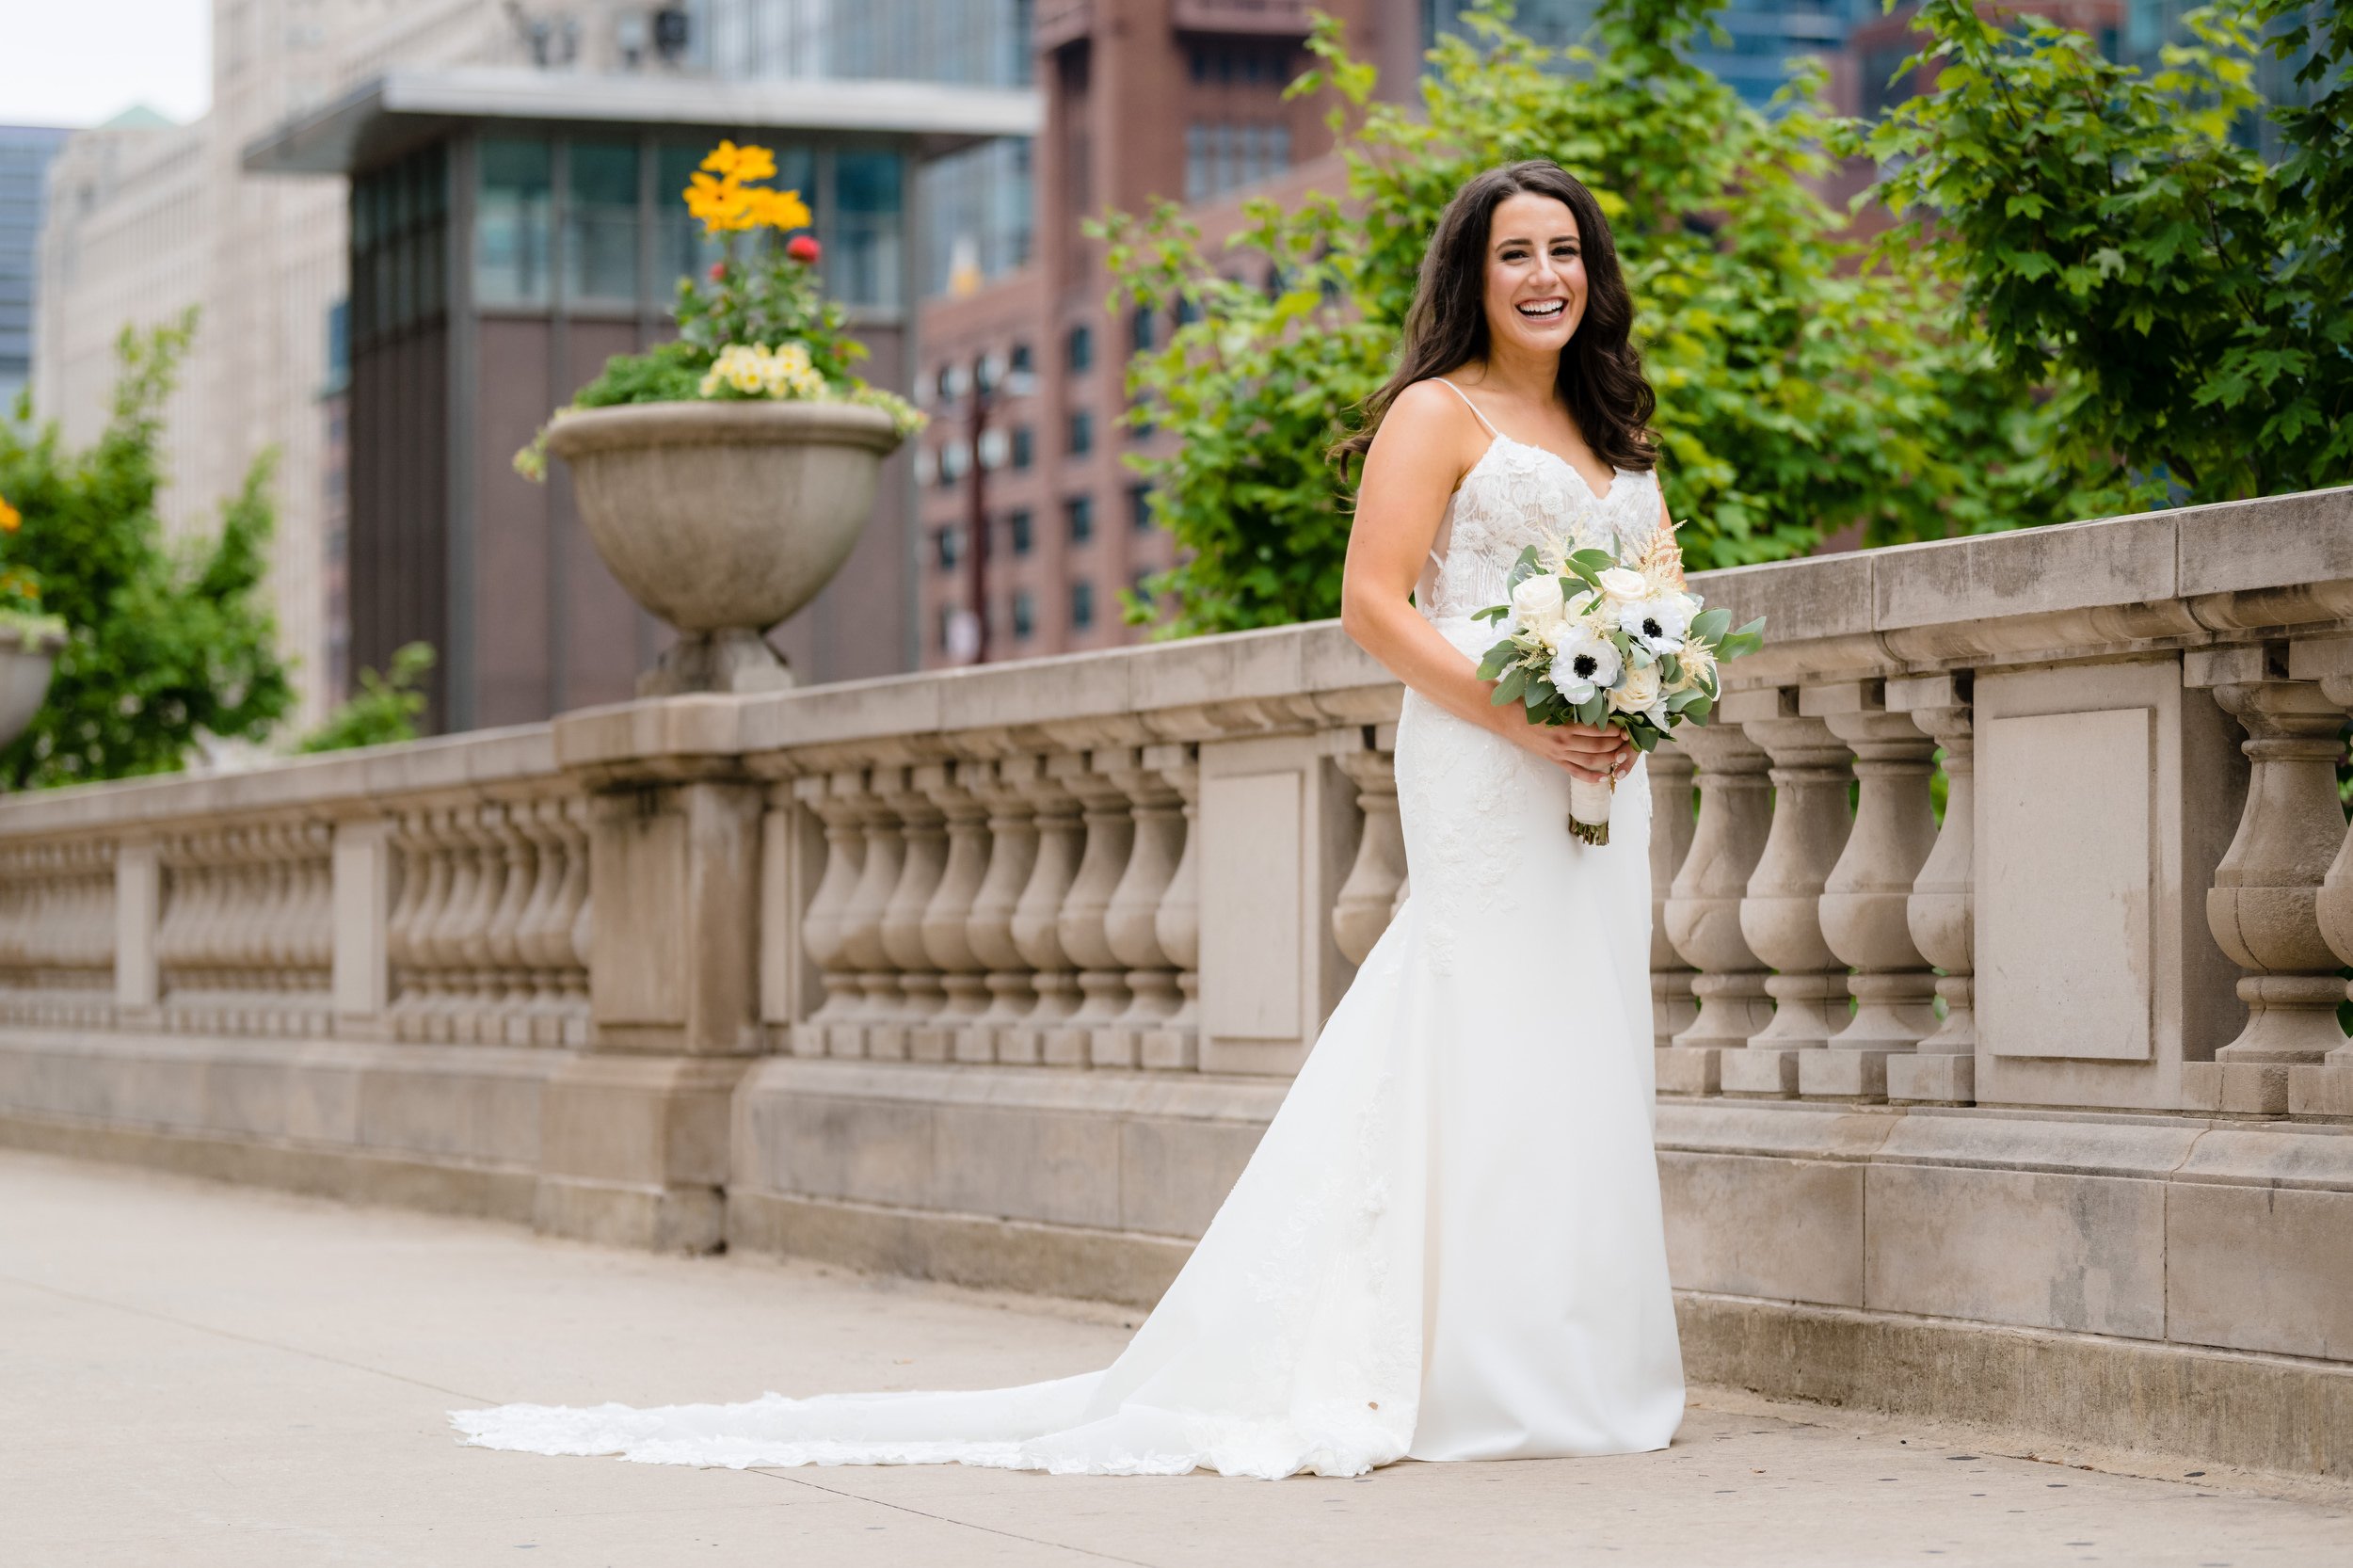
<box><xmin>545</xmin><ymin>400</ymin><xmax>904</xmax><ymax>695</ymax></box>
<box><xmin>0</xmin><ymin>620</ymin><xmax>64</xmax><ymax>749</ymax></box>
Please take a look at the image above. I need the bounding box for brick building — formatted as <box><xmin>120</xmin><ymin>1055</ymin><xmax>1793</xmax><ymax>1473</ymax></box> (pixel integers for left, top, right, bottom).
<box><xmin>910</xmin><ymin>1</ymin><xmax>1431</xmax><ymax>668</ymax></box>
<box><xmin>907</xmin><ymin>0</ymin><xmax>1955</xmax><ymax>668</ymax></box>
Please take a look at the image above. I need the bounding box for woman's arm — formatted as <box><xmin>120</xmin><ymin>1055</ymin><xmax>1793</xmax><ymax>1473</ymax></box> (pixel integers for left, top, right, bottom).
<box><xmin>1338</xmin><ymin>383</ymin><xmax>1631</xmax><ymax>784</ymax></box>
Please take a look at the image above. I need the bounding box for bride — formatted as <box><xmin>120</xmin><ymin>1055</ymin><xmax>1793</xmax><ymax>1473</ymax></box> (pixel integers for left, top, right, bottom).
<box><xmin>454</xmin><ymin>159</ymin><xmax>1687</xmax><ymax>1479</ymax></box>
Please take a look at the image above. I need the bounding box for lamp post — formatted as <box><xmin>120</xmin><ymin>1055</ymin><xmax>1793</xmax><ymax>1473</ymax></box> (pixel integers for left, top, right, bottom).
<box><xmin>942</xmin><ymin>350</ymin><xmax>1031</xmax><ymax>666</ymax></box>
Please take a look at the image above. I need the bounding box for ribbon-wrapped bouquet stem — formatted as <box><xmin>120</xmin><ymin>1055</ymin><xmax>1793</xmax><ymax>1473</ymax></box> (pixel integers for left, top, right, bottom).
<box><xmin>1473</xmin><ymin>522</ymin><xmax>1765</xmax><ymax>846</ymax></box>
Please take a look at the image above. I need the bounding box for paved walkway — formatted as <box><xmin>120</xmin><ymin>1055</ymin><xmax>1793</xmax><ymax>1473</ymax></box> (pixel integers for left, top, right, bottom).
<box><xmin>2</xmin><ymin>1147</ymin><xmax>2347</xmax><ymax>1568</ymax></box>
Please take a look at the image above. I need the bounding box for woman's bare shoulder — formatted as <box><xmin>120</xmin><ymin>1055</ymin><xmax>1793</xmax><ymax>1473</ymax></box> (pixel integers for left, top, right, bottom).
<box><xmin>1375</xmin><ymin>378</ymin><xmax>1484</xmax><ymax>459</ymax></box>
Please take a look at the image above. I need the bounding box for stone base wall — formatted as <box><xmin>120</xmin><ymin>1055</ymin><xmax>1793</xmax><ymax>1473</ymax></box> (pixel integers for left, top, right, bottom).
<box><xmin>0</xmin><ymin>1030</ymin><xmax>558</xmax><ymax>1222</ymax></box>
<box><xmin>6</xmin><ymin>1030</ymin><xmax>2347</xmax><ymax>1480</ymax></box>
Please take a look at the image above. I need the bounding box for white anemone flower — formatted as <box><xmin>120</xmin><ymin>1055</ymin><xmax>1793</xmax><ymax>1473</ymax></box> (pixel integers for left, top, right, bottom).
<box><xmin>1510</xmin><ymin>573</ymin><xmax>1569</xmax><ymax>636</ymax></box>
<box><xmin>1616</xmin><ymin>593</ymin><xmax>1691</xmax><ymax>655</ymax></box>
<box><xmin>1550</xmin><ymin>624</ymin><xmax>1624</xmax><ymax>703</ymax></box>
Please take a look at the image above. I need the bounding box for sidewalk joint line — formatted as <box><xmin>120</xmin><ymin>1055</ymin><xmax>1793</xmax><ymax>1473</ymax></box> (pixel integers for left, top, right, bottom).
<box><xmin>746</xmin><ymin>1467</ymin><xmax>1164</xmax><ymax>1566</ymax></box>
<box><xmin>0</xmin><ymin>1270</ymin><xmax>496</xmax><ymax>1404</ymax></box>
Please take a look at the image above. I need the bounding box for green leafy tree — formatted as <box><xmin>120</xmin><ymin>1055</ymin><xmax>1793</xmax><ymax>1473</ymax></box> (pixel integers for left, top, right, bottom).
<box><xmin>1854</xmin><ymin>0</ymin><xmax>2350</xmax><ymax>499</ymax></box>
<box><xmin>294</xmin><ymin>642</ymin><xmax>435</xmax><ymax>754</ymax></box>
<box><xmin>0</xmin><ymin>314</ymin><xmax>294</xmax><ymax>788</ymax></box>
<box><xmin>1103</xmin><ymin>0</ymin><xmax>2125</xmax><ymax>636</ymax></box>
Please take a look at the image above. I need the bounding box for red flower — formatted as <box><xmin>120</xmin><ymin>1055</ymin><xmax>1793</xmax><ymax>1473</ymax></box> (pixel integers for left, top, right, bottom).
<box><xmin>708</xmin><ymin>261</ymin><xmax>727</xmax><ymax>281</ymax></box>
<box><xmin>786</xmin><ymin>234</ymin><xmax>822</xmax><ymax>264</ymax></box>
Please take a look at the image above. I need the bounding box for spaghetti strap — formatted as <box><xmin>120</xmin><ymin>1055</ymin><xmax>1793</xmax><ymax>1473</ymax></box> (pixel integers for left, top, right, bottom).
<box><xmin>1431</xmin><ymin>377</ymin><xmax>1501</xmax><ymax>439</ymax></box>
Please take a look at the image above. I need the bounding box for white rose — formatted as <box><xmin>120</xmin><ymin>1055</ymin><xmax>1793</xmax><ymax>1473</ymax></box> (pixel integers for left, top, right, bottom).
<box><xmin>1510</xmin><ymin>573</ymin><xmax>1567</xmax><ymax>635</ymax></box>
<box><xmin>1597</xmin><ymin>566</ymin><xmax>1649</xmax><ymax>602</ymax></box>
<box><xmin>1610</xmin><ymin>659</ymin><xmax>1663</xmax><ymax>715</ymax></box>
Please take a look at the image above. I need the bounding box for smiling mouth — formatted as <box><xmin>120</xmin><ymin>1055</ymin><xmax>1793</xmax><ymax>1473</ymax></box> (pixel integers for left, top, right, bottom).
<box><xmin>1516</xmin><ymin>299</ymin><xmax>1567</xmax><ymax>320</ymax></box>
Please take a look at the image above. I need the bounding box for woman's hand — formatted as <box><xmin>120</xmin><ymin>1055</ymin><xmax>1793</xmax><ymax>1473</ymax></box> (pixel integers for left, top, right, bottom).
<box><xmin>1495</xmin><ymin>712</ymin><xmax>1633</xmax><ymax>784</ymax></box>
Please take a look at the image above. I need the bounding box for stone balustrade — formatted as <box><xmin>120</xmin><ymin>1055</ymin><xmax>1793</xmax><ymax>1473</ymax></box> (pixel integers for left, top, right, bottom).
<box><xmin>4</xmin><ymin>484</ymin><xmax>2353</xmax><ymax>1478</ymax></box>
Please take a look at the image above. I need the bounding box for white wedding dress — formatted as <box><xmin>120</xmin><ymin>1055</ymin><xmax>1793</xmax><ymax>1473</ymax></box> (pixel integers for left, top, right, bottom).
<box><xmin>452</xmin><ymin>381</ymin><xmax>1687</xmax><ymax>1478</ymax></box>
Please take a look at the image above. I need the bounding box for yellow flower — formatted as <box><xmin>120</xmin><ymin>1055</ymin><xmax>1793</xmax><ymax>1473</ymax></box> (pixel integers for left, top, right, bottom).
<box><xmin>683</xmin><ymin>142</ymin><xmax>809</xmax><ymax>235</ymax></box>
<box><xmin>700</xmin><ymin>140</ymin><xmax>776</xmax><ymax>184</ymax></box>
<box><xmin>744</xmin><ymin>185</ymin><xmax>813</xmax><ymax>232</ymax></box>
<box><xmin>0</xmin><ymin>493</ymin><xmax>18</xmax><ymax>532</ymax></box>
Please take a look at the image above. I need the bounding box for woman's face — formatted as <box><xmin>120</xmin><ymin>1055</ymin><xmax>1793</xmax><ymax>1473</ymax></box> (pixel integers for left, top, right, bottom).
<box><xmin>1481</xmin><ymin>191</ymin><xmax>1586</xmax><ymax>360</ymax></box>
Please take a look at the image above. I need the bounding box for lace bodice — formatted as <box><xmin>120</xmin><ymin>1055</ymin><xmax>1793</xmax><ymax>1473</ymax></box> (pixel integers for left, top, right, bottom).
<box><xmin>1416</xmin><ymin>387</ymin><xmax>1661</xmax><ymax>632</ymax></box>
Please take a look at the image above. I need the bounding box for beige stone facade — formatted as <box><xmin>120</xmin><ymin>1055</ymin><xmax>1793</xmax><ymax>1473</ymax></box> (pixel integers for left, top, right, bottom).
<box><xmin>33</xmin><ymin>1</ymin><xmax>519</xmax><ymax>727</ymax></box>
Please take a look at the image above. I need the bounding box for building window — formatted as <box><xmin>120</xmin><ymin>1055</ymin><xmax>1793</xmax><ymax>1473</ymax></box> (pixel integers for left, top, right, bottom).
<box><xmin>1131</xmin><ymin>307</ymin><xmax>1154</xmax><ymax>354</ymax></box>
<box><xmin>1008</xmin><ymin>509</ymin><xmax>1033</xmax><ymax>556</ymax></box>
<box><xmin>1175</xmin><ymin>294</ymin><xmax>1200</xmax><ymax>328</ymax></box>
<box><xmin>1185</xmin><ymin>121</ymin><xmax>1293</xmax><ymax>204</ymax></box>
<box><xmin>1009</xmin><ymin>341</ymin><xmax>1033</xmax><ymax>377</ymax></box>
<box><xmin>1066</xmin><ymin>494</ymin><xmax>1094</xmax><ymax>544</ymax></box>
<box><xmin>1071</xmin><ymin>579</ymin><xmax>1096</xmax><ymax>632</ymax></box>
<box><xmin>1068</xmin><ymin>410</ymin><xmax>1093</xmax><ymax>457</ymax></box>
<box><xmin>564</xmin><ymin>139</ymin><xmax>640</xmax><ymax>305</ymax></box>
<box><xmin>1012</xmin><ymin>589</ymin><xmax>1035</xmax><ymax>640</ymax></box>
<box><xmin>935</xmin><ymin>525</ymin><xmax>961</xmax><ymax>571</ymax></box>
<box><xmin>1067</xmin><ymin>323</ymin><xmax>1093</xmax><ymax>373</ymax></box>
<box><xmin>1129</xmin><ymin>483</ymin><xmax>1155</xmax><ymax>533</ymax></box>
<box><xmin>936</xmin><ymin>603</ymin><xmax>957</xmax><ymax>652</ymax></box>
<box><xmin>475</xmin><ymin>136</ymin><xmax>553</xmax><ymax>307</ymax></box>
<box><xmin>1011</xmin><ymin>425</ymin><xmax>1034</xmax><ymax>470</ymax></box>
<box><xmin>833</xmin><ymin>149</ymin><xmax>905</xmax><ymax>309</ymax></box>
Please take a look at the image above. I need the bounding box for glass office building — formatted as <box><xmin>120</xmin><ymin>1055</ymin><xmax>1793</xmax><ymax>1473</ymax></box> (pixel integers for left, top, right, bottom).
<box><xmin>0</xmin><ymin>126</ymin><xmax>70</xmax><ymax>417</ymax></box>
<box><xmin>702</xmin><ymin>0</ymin><xmax>1036</xmax><ymax>296</ymax></box>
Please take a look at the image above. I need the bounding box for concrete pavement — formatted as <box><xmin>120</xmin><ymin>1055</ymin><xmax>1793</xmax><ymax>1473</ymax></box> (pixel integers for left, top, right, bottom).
<box><xmin>2</xmin><ymin>1145</ymin><xmax>2346</xmax><ymax>1568</ymax></box>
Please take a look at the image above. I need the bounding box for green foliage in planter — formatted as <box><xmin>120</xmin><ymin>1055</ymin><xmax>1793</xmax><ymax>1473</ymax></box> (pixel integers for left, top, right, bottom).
<box><xmin>294</xmin><ymin>641</ymin><xmax>435</xmax><ymax>754</ymax></box>
<box><xmin>1100</xmin><ymin>0</ymin><xmax>2161</xmax><ymax>638</ymax></box>
<box><xmin>1852</xmin><ymin>0</ymin><xmax>2350</xmax><ymax>500</ymax></box>
<box><xmin>0</xmin><ymin>313</ymin><xmax>294</xmax><ymax>788</ymax></box>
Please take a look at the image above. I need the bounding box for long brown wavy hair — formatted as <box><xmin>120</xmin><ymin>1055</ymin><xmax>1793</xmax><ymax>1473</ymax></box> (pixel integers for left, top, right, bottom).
<box><xmin>1331</xmin><ymin>161</ymin><xmax>1657</xmax><ymax>475</ymax></box>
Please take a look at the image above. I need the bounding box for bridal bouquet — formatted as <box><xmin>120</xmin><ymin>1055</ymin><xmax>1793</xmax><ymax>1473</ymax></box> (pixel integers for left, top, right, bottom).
<box><xmin>1472</xmin><ymin>523</ymin><xmax>1764</xmax><ymax>845</ymax></box>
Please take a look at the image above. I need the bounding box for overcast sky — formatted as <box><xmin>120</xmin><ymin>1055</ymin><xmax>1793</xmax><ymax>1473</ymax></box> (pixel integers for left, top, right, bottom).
<box><xmin>0</xmin><ymin>1</ymin><xmax>211</xmax><ymax>130</ymax></box>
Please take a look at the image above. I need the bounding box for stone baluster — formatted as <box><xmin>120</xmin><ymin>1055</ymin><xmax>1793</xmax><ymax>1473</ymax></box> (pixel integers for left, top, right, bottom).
<box><xmin>416</xmin><ymin>808</ymin><xmax>476</xmax><ymax>1040</ymax></box>
<box><xmin>792</xmin><ymin>772</ymin><xmax>868</xmax><ymax>1054</ymax></box>
<box><xmin>505</xmin><ymin>799</ymin><xmax>566</xmax><ymax>1041</ymax></box>
<box><xmin>563</xmin><ymin>800</ymin><xmax>594</xmax><ymax>1048</ymax></box>
<box><xmin>552</xmin><ymin>797</ymin><xmax>594</xmax><ymax>1045</ymax></box>
<box><xmin>245</xmin><ymin>826</ymin><xmax>286</xmax><ymax>1009</ymax></box>
<box><xmin>1659</xmin><ymin>722</ymin><xmax>1774</xmax><ymax>1096</ymax></box>
<box><xmin>1804</xmin><ymin>682</ymin><xmax>1942</xmax><ymax>1101</ymax></box>
<box><xmin>872</xmin><ymin>770</ymin><xmax>949</xmax><ymax>1061</ymax></box>
<box><xmin>2297</xmin><ymin>642</ymin><xmax>2353</xmax><ymax>1117</ymax></box>
<box><xmin>449</xmin><ymin>805</ymin><xmax>510</xmax><ymax>1035</ymax></box>
<box><xmin>959</xmin><ymin>759</ymin><xmax>1042</xmax><ymax>1063</ymax></box>
<box><xmin>1329</xmin><ymin>730</ymin><xmax>1405</xmax><ymax>968</ymax></box>
<box><xmin>832</xmin><ymin>771</ymin><xmax>906</xmax><ymax>1058</ymax></box>
<box><xmin>1047</xmin><ymin>753</ymin><xmax>1136</xmax><ymax>1067</ymax></box>
<box><xmin>385</xmin><ymin>811</ymin><xmax>431</xmax><ymax>1032</ymax></box>
<box><xmin>480</xmin><ymin>804</ymin><xmax>538</xmax><ymax>1043</ymax></box>
<box><xmin>1647</xmin><ymin>744</ymin><xmax>1699</xmax><ymax>1051</ymax></box>
<box><xmin>1141</xmin><ymin>743</ymin><xmax>1201</xmax><ymax>1070</ymax></box>
<box><xmin>1096</xmin><ymin>747</ymin><xmax>1186</xmax><ymax>1067</ymax></box>
<box><xmin>1002</xmin><ymin>757</ymin><xmax>1085</xmax><ymax>1065</ymax></box>
<box><xmin>913</xmin><ymin>760</ymin><xmax>992</xmax><ymax>1062</ymax></box>
<box><xmin>152</xmin><ymin>835</ymin><xmax>197</xmax><ymax>1024</ymax></box>
<box><xmin>951</xmin><ymin>758</ymin><xmax>1035</xmax><ymax>1064</ymax></box>
<box><xmin>1887</xmin><ymin>675</ymin><xmax>1977</xmax><ymax>1105</ymax></box>
<box><xmin>1721</xmin><ymin>687</ymin><xmax>1855</xmax><ymax>1097</ymax></box>
<box><xmin>2182</xmin><ymin>647</ymin><xmax>2345</xmax><ymax>1116</ymax></box>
